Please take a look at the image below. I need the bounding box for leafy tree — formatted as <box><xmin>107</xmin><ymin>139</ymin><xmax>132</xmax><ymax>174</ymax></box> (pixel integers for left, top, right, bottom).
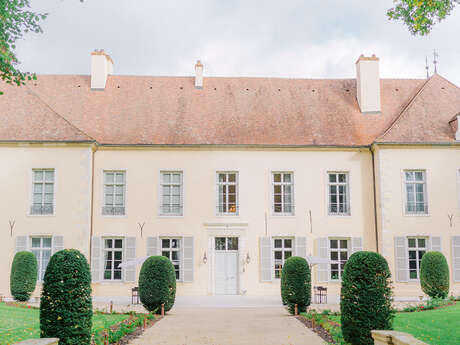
<box><xmin>280</xmin><ymin>256</ymin><xmax>311</xmax><ymax>314</ymax></box>
<box><xmin>10</xmin><ymin>251</ymin><xmax>38</xmax><ymax>301</ymax></box>
<box><xmin>420</xmin><ymin>251</ymin><xmax>449</xmax><ymax>299</ymax></box>
<box><xmin>0</xmin><ymin>0</ymin><xmax>47</xmax><ymax>94</ymax></box>
<box><xmin>388</xmin><ymin>0</ymin><xmax>459</xmax><ymax>35</ymax></box>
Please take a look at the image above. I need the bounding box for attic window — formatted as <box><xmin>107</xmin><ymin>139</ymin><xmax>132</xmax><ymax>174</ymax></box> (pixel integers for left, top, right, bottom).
<box><xmin>278</xmin><ymin>88</ymin><xmax>281</xmax><ymax>91</ymax></box>
<box><xmin>117</xmin><ymin>86</ymin><xmax>120</xmax><ymax>88</ymax></box>
<box><xmin>345</xmin><ymin>89</ymin><xmax>350</xmax><ymax>92</ymax></box>
<box><xmin>246</xmin><ymin>88</ymin><xmax>249</xmax><ymax>91</ymax></box>
<box><xmin>312</xmin><ymin>89</ymin><xmax>316</xmax><ymax>92</ymax></box>
<box><xmin>180</xmin><ymin>86</ymin><xmax>183</xmax><ymax>90</ymax></box>
<box><xmin>150</xmin><ymin>86</ymin><xmax>152</xmax><ymax>89</ymax></box>
<box><xmin>395</xmin><ymin>88</ymin><xmax>399</xmax><ymax>91</ymax></box>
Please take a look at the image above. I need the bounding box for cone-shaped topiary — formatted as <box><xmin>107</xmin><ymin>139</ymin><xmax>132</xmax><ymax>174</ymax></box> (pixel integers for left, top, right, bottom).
<box><xmin>10</xmin><ymin>251</ymin><xmax>38</xmax><ymax>302</ymax></box>
<box><xmin>40</xmin><ymin>249</ymin><xmax>92</xmax><ymax>345</ymax></box>
<box><xmin>139</xmin><ymin>256</ymin><xmax>176</xmax><ymax>313</ymax></box>
<box><xmin>420</xmin><ymin>251</ymin><xmax>449</xmax><ymax>299</ymax></box>
<box><xmin>341</xmin><ymin>251</ymin><xmax>394</xmax><ymax>345</ymax></box>
<box><xmin>281</xmin><ymin>256</ymin><xmax>311</xmax><ymax>314</ymax></box>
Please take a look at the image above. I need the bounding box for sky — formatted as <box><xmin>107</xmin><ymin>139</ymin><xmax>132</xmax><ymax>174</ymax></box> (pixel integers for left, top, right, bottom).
<box><xmin>15</xmin><ymin>0</ymin><xmax>460</xmax><ymax>85</ymax></box>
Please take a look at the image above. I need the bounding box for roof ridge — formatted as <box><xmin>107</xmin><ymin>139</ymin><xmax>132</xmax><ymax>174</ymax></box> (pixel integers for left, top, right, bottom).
<box><xmin>25</xmin><ymin>86</ymin><xmax>96</xmax><ymax>142</ymax></box>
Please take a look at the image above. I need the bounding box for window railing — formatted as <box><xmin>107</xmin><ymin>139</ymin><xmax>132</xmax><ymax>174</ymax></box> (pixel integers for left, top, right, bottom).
<box><xmin>102</xmin><ymin>206</ymin><xmax>126</xmax><ymax>216</ymax></box>
<box><xmin>405</xmin><ymin>202</ymin><xmax>428</xmax><ymax>214</ymax></box>
<box><xmin>30</xmin><ymin>204</ymin><xmax>54</xmax><ymax>215</ymax></box>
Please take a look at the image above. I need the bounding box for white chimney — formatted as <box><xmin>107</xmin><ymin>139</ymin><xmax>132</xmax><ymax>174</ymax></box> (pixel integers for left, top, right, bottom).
<box><xmin>195</xmin><ymin>60</ymin><xmax>203</xmax><ymax>89</ymax></box>
<box><xmin>356</xmin><ymin>54</ymin><xmax>381</xmax><ymax>113</ymax></box>
<box><xmin>91</xmin><ymin>49</ymin><xmax>113</xmax><ymax>90</ymax></box>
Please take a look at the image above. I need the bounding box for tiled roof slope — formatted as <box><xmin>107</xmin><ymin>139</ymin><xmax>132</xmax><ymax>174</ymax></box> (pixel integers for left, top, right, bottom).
<box><xmin>0</xmin><ymin>82</ymin><xmax>93</xmax><ymax>142</ymax></box>
<box><xmin>377</xmin><ymin>74</ymin><xmax>460</xmax><ymax>143</ymax></box>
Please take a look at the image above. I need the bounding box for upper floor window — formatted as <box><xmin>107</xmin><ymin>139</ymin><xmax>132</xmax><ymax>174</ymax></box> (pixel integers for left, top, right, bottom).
<box><xmin>160</xmin><ymin>171</ymin><xmax>183</xmax><ymax>216</ymax></box>
<box><xmin>330</xmin><ymin>239</ymin><xmax>349</xmax><ymax>281</ymax></box>
<box><xmin>102</xmin><ymin>171</ymin><xmax>126</xmax><ymax>216</ymax></box>
<box><xmin>31</xmin><ymin>169</ymin><xmax>54</xmax><ymax>215</ymax></box>
<box><xmin>161</xmin><ymin>238</ymin><xmax>181</xmax><ymax>280</ymax></box>
<box><xmin>217</xmin><ymin>172</ymin><xmax>238</xmax><ymax>215</ymax></box>
<box><xmin>408</xmin><ymin>237</ymin><xmax>427</xmax><ymax>280</ymax></box>
<box><xmin>272</xmin><ymin>172</ymin><xmax>294</xmax><ymax>215</ymax></box>
<box><xmin>404</xmin><ymin>170</ymin><xmax>427</xmax><ymax>214</ymax></box>
<box><xmin>31</xmin><ymin>237</ymin><xmax>52</xmax><ymax>280</ymax></box>
<box><xmin>273</xmin><ymin>238</ymin><xmax>293</xmax><ymax>278</ymax></box>
<box><xmin>328</xmin><ymin>172</ymin><xmax>350</xmax><ymax>215</ymax></box>
<box><xmin>103</xmin><ymin>238</ymin><xmax>123</xmax><ymax>280</ymax></box>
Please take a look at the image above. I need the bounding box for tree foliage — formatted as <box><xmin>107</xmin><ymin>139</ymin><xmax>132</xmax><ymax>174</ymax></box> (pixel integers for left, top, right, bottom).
<box><xmin>341</xmin><ymin>251</ymin><xmax>394</xmax><ymax>345</ymax></box>
<box><xmin>388</xmin><ymin>0</ymin><xmax>459</xmax><ymax>35</ymax></box>
<box><xmin>280</xmin><ymin>256</ymin><xmax>311</xmax><ymax>314</ymax></box>
<box><xmin>420</xmin><ymin>251</ymin><xmax>449</xmax><ymax>299</ymax></box>
<box><xmin>40</xmin><ymin>249</ymin><xmax>92</xmax><ymax>345</ymax></box>
<box><xmin>139</xmin><ymin>256</ymin><xmax>176</xmax><ymax>313</ymax></box>
<box><xmin>10</xmin><ymin>251</ymin><xmax>38</xmax><ymax>301</ymax></box>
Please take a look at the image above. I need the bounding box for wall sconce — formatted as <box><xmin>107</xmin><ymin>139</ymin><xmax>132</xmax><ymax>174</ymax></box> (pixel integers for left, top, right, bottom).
<box><xmin>245</xmin><ymin>252</ymin><xmax>251</xmax><ymax>264</ymax></box>
<box><xmin>203</xmin><ymin>251</ymin><xmax>207</xmax><ymax>264</ymax></box>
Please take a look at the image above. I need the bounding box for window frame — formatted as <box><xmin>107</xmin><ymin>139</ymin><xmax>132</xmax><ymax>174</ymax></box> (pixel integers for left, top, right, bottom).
<box><xmin>216</xmin><ymin>171</ymin><xmax>239</xmax><ymax>216</ymax></box>
<box><xmin>271</xmin><ymin>171</ymin><xmax>295</xmax><ymax>216</ymax></box>
<box><xmin>159</xmin><ymin>171</ymin><xmax>184</xmax><ymax>216</ymax></box>
<box><xmin>160</xmin><ymin>237</ymin><xmax>182</xmax><ymax>281</ymax></box>
<box><xmin>407</xmin><ymin>236</ymin><xmax>428</xmax><ymax>281</ymax></box>
<box><xmin>29</xmin><ymin>169</ymin><xmax>55</xmax><ymax>216</ymax></box>
<box><xmin>403</xmin><ymin>169</ymin><xmax>428</xmax><ymax>216</ymax></box>
<box><xmin>30</xmin><ymin>236</ymin><xmax>52</xmax><ymax>281</ymax></box>
<box><xmin>102</xmin><ymin>237</ymin><xmax>124</xmax><ymax>281</ymax></box>
<box><xmin>272</xmin><ymin>237</ymin><xmax>294</xmax><ymax>279</ymax></box>
<box><xmin>102</xmin><ymin>170</ymin><xmax>126</xmax><ymax>216</ymax></box>
<box><xmin>329</xmin><ymin>238</ymin><xmax>350</xmax><ymax>281</ymax></box>
<box><xmin>327</xmin><ymin>171</ymin><xmax>351</xmax><ymax>216</ymax></box>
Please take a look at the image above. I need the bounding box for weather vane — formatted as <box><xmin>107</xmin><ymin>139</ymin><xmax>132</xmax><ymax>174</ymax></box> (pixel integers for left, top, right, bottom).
<box><xmin>433</xmin><ymin>50</ymin><xmax>439</xmax><ymax>74</ymax></box>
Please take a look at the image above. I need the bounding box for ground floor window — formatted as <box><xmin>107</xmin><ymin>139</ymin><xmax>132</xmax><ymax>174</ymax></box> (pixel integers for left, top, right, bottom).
<box><xmin>408</xmin><ymin>237</ymin><xmax>427</xmax><ymax>280</ymax></box>
<box><xmin>31</xmin><ymin>237</ymin><xmax>52</xmax><ymax>281</ymax></box>
<box><xmin>273</xmin><ymin>238</ymin><xmax>293</xmax><ymax>279</ymax></box>
<box><xmin>161</xmin><ymin>238</ymin><xmax>181</xmax><ymax>280</ymax></box>
<box><xmin>330</xmin><ymin>239</ymin><xmax>349</xmax><ymax>280</ymax></box>
<box><xmin>103</xmin><ymin>238</ymin><xmax>123</xmax><ymax>280</ymax></box>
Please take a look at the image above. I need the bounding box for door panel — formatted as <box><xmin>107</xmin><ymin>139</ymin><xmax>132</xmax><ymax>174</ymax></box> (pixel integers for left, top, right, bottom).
<box><xmin>214</xmin><ymin>237</ymin><xmax>239</xmax><ymax>295</ymax></box>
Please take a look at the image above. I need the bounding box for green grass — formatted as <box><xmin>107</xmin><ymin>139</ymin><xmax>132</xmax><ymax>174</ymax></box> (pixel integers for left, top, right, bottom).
<box><xmin>0</xmin><ymin>303</ymin><xmax>130</xmax><ymax>345</ymax></box>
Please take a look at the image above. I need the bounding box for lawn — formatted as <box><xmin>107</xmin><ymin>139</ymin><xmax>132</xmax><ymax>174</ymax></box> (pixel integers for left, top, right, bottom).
<box><xmin>0</xmin><ymin>302</ymin><xmax>130</xmax><ymax>345</ymax></box>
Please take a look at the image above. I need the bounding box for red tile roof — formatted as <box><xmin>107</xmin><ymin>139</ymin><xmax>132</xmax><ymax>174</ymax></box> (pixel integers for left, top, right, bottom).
<box><xmin>1</xmin><ymin>73</ymin><xmax>458</xmax><ymax>146</ymax></box>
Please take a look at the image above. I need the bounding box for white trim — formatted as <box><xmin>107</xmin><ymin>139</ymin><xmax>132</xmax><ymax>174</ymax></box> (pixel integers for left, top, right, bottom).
<box><xmin>328</xmin><ymin>237</ymin><xmax>350</xmax><ymax>282</ymax></box>
<box><xmin>101</xmin><ymin>236</ymin><xmax>125</xmax><ymax>282</ymax></box>
<box><xmin>407</xmin><ymin>236</ymin><xmax>428</xmax><ymax>281</ymax></box>
<box><xmin>159</xmin><ymin>236</ymin><xmax>183</xmax><ymax>281</ymax></box>
<box><xmin>100</xmin><ymin>169</ymin><xmax>127</xmax><ymax>217</ymax></box>
<box><xmin>28</xmin><ymin>168</ymin><xmax>57</xmax><ymax>216</ymax></box>
<box><xmin>270</xmin><ymin>170</ymin><xmax>295</xmax><ymax>216</ymax></box>
<box><xmin>401</xmin><ymin>168</ymin><xmax>430</xmax><ymax>217</ymax></box>
<box><xmin>158</xmin><ymin>169</ymin><xmax>184</xmax><ymax>217</ymax></box>
<box><xmin>29</xmin><ymin>235</ymin><xmax>53</xmax><ymax>282</ymax></box>
<box><xmin>215</xmin><ymin>170</ymin><xmax>239</xmax><ymax>216</ymax></box>
<box><xmin>212</xmin><ymin>236</ymin><xmax>240</xmax><ymax>295</ymax></box>
<box><xmin>326</xmin><ymin>170</ymin><xmax>351</xmax><ymax>216</ymax></box>
<box><xmin>272</xmin><ymin>236</ymin><xmax>295</xmax><ymax>280</ymax></box>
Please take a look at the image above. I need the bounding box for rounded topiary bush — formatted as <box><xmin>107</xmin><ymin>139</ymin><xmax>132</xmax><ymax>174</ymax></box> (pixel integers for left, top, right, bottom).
<box><xmin>281</xmin><ymin>256</ymin><xmax>311</xmax><ymax>314</ymax></box>
<box><xmin>139</xmin><ymin>256</ymin><xmax>176</xmax><ymax>313</ymax></box>
<box><xmin>341</xmin><ymin>251</ymin><xmax>394</xmax><ymax>345</ymax></box>
<box><xmin>420</xmin><ymin>251</ymin><xmax>449</xmax><ymax>299</ymax></box>
<box><xmin>40</xmin><ymin>249</ymin><xmax>92</xmax><ymax>345</ymax></box>
<box><xmin>10</xmin><ymin>251</ymin><xmax>38</xmax><ymax>302</ymax></box>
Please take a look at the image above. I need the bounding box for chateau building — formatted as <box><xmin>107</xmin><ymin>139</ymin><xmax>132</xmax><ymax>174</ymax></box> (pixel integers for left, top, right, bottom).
<box><xmin>1</xmin><ymin>51</ymin><xmax>460</xmax><ymax>301</ymax></box>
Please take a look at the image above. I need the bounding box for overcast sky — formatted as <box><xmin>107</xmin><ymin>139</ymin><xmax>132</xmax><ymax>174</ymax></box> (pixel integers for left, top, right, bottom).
<box><xmin>16</xmin><ymin>0</ymin><xmax>460</xmax><ymax>85</ymax></box>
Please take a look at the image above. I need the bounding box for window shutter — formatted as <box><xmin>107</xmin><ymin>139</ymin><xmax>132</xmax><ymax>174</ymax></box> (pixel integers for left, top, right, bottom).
<box><xmin>52</xmin><ymin>235</ymin><xmax>64</xmax><ymax>254</ymax></box>
<box><xmin>394</xmin><ymin>236</ymin><xmax>408</xmax><ymax>282</ymax></box>
<box><xmin>124</xmin><ymin>237</ymin><xmax>136</xmax><ymax>282</ymax></box>
<box><xmin>146</xmin><ymin>237</ymin><xmax>159</xmax><ymax>256</ymax></box>
<box><xmin>182</xmin><ymin>237</ymin><xmax>194</xmax><ymax>282</ymax></box>
<box><xmin>351</xmin><ymin>237</ymin><xmax>363</xmax><ymax>254</ymax></box>
<box><xmin>452</xmin><ymin>236</ymin><xmax>460</xmax><ymax>282</ymax></box>
<box><xmin>15</xmin><ymin>236</ymin><xmax>28</xmax><ymax>253</ymax></box>
<box><xmin>259</xmin><ymin>237</ymin><xmax>272</xmax><ymax>282</ymax></box>
<box><xmin>317</xmin><ymin>237</ymin><xmax>328</xmax><ymax>282</ymax></box>
<box><xmin>294</xmin><ymin>236</ymin><xmax>307</xmax><ymax>258</ymax></box>
<box><xmin>91</xmin><ymin>237</ymin><xmax>102</xmax><ymax>282</ymax></box>
<box><xmin>430</xmin><ymin>236</ymin><xmax>441</xmax><ymax>252</ymax></box>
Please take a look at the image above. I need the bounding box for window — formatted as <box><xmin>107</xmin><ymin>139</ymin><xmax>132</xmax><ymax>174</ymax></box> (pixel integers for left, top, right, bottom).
<box><xmin>31</xmin><ymin>237</ymin><xmax>52</xmax><ymax>280</ymax></box>
<box><xmin>217</xmin><ymin>172</ymin><xmax>238</xmax><ymax>215</ymax></box>
<box><xmin>408</xmin><ymin>237</ymin><xmax>427</xmax><ymax>280</ymax></box>
<box><xmin>103</xmin><ymin>171</ymin><xmax>125</xmax><ymax>215</ymax></box>
<box><xmin>330</xmin><ymin>239</ymin><xmax>349</xmax><ymax>280</ymax></box>
<box><xmin>328</xmin><ymin>172</ymin><xmax>350</xmax><ymax>215</ymax></box>
<box><xmin>31</xmin><ymin>169</ymin><xmax>54</xmax><ymax>215</ymax></box>
<box><xmin>103</xmin><ymin>238</ymin><xmax>123</xmax><ymax>280</ymax></box>
<box><xmin>161</xmin><ymin>238</ymin><xmax>181</xmax><ymax>280</ymax></box>
<box><xmin>273</xmin><ymin>238</ymin><xmax>293</xmax><ymax>278</ymax></box>
<box><xmin>404</xmin><ymin>170</ymin><xmax>427</xmax><ymax>214</ymax></box>
<box><xmin>215</xmin><ymin>237</ymin><xmax>239</xmax><ymax>251</ymax></box>
<box><xmin>272</xmin><ymin>172</ymin><xmax>294</xmax><ymax>214</ymax></box>
<box><xmin>160</xmin><ymin>172</ymin><xmax>183</xmax><ymax>216</ymax></box>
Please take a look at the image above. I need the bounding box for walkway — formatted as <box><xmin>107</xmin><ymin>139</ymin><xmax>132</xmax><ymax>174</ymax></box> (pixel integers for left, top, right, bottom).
<box><xmin>130</xmin><ymin>306</ymin><xmax>326</xmax><ymax>345</ymax></box>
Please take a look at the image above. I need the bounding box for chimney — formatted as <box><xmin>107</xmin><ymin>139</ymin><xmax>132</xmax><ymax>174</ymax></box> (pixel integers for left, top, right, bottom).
<box><xmin>195</xmin><ymin>60</ymin><xmax>203</xmax><ymax>89</ymax></box>
<box><xmin>91</xmin><ymin>49</ymin><xmax>113</xmax><ymax>90</ymax></box>
<box><xmin>449</xmin><ymin>114</ymin><xmax>460</xmax><ymax>141</ymax></box>
<box><xmin>356</xmin><ymin>54</ymin><xmax>381</xmax><ymax>113</ymax></box>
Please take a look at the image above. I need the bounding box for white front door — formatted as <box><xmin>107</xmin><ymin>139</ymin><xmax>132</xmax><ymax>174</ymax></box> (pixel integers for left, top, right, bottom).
<box><xmin>215</xmin><ymin>237</ymin><xmax>239</xmax><ymax>295</ymax></box>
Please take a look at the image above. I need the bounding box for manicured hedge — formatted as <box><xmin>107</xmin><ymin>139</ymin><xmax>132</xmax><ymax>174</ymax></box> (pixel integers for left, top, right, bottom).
<box><xmin>280</xmin><ymin>256</ymin><xmax>311</xmax><ymax>314</ymax></box>
<box><xmin>139</xmin><ymin>256</ymin><xmax>176</xmax><ymax>313</ymax></box>
<box><xmin>40</xmin><ymin>249</ymin><xmax>92</xmax><ymax>345</ymax></box>
<box><xmin>420</xmin><ymin>251</ymin><xmax>449</xmax><ymax>299</ymax></box>
<box><xmin>341</xmin><ymin>251</ymin><xmax>394</xmax><ymax>345</ymax></box>
<box><xmin>10</xmin><ymin>251</ymin><xmax>38</xmax><ymax>301</ymax></box>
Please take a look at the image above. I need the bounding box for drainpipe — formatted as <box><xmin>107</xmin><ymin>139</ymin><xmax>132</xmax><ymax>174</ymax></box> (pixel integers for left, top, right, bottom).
<box><xmin>371</xmin><ymin>145</ymin><xmax>379</xmax><ymax>253</ymax></box>
<box><xmin>89</xmin><ymin>143</ymin><xmax>98</xmax><ymax>265</ymax></box>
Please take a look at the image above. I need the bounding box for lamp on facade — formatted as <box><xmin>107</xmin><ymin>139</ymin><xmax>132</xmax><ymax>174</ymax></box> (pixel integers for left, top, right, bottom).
<box><xmin>203</xmin><ymin>251</ymin><xmax>207</xmax><ymax>264</ymax></box>
<box><xmin>246</xmin><ymin>252</ymin><xmax>251</xmax><ymax>264</ymax></box>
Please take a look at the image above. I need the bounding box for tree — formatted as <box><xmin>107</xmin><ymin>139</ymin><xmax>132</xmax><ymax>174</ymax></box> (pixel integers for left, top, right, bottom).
<box><xmin>0</xmin><ymin>0</ymin><xmax>47</xmax><ymax>94</ymax></box>
<box><xmin>10</xmin><ymin>251</ymin><xmax>38</xmax><ymax>301</ymax></box>
<box><xmin>280</xmin><ymin>256</ymin><xmax>311</xmax><ymax>314</ymax></box>
<box><xmin>420</xmin><ymin>251</ymin><xmax>449</xmax><ymax>299</ymax></box>
<box><xmin>388</xmin><ymin>0</ymin><xmax>459</xmax><ymax>35</ymax></box>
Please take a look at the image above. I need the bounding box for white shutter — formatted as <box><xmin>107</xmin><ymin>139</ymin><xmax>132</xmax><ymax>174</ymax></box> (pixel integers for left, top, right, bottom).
<box><xmin>351</xmin><ymin>237</ymin><xmax>363</xmax><ymax>254</ymax></box>
<box><xmin>259</xmin><ymin>237</ymin><xmax>272</xmax><ymax>282</ymax></box>
<box><xmin>124</xmin><ymin>237</ymin><xmax>136</xmax><ymax>282</ymax></box>
<box><xmin>452</xmin><ymin>236</ymin><xmax>460</xmax><ymax>282</ymax></box>
<box><xmin>91</xmin><ymin>237</ymin><xmax>102</xmax><ymax>282</ymax></box>
<box><xmin>317</xmin><ymin>237</ymin><xmax>328</xmax><ymax>282</ymax></box>
<box><xmin>52</xmin><ymin>235</ymin><xmax>64</xmax><ymax>254</ymax></box>
<box><xmin>15</xmin><ymin>236</ymin><xmax>28</xmax><ymax>253</ymax></box>
<box><xmin>294</xmin><ymin>236</ymin><xmax>307</xmax><ymax>258</ymax></box>
<box><xmin>182</xmin><ymin>237</ymin><xmax>194</xmax><ymax>282</ymax></box>
<box><xmin>394</xmin><ymin>236</ymin><xmax>408</xmax><ymax>282</ymax></box>
<box><xmin>146</xmin><ymin>237</ymin><xmax>159</xmax><ymax>256</ymax></box>
<box><xmin>430</xmin><ymin>236</ymin><xmax>441</xmax><ymax>252</ymax></box>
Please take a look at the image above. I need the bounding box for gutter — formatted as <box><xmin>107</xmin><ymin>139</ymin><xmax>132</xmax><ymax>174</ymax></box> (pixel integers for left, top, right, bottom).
<box><xmin>89</xmin><ymin>144</ymin><xmax>97</xmax><ymax>265</ymax></box>
<box><xmin>371</xmin><ymin>145</ymin><xmax>379</xmax><ymax>253</ymax></box>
